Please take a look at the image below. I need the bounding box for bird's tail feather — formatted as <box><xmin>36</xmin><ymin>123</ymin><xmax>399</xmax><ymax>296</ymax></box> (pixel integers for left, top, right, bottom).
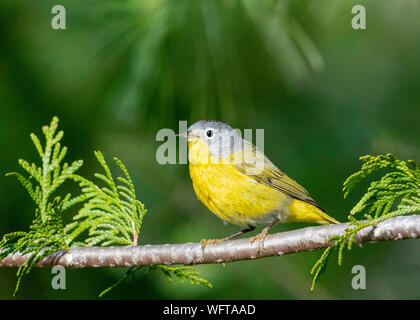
<box><xmin>288</xmin><ymin>199</ymin><xmax>339</xmax><ymax>225</ymax></box>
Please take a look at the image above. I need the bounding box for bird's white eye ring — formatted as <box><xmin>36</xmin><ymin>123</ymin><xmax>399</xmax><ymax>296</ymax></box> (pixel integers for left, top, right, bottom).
<box><xmin>206</xmin><ymin>129</ymin><xmax>214</xmax><ymax>138</ymax></box>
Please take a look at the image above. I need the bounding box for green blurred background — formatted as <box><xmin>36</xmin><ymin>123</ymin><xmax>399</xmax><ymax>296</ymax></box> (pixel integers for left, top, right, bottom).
<box><xmin>0</xmin><ymin>0</ymin><xmax>419</xmax><ymax>299</ymax></box>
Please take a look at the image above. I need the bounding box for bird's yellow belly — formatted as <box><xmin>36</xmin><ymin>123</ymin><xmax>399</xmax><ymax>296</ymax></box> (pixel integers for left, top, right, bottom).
<box><xmin>189</xmin><ymin>163</ymin><xmax>288</xmax><ymax>226</ymax></box>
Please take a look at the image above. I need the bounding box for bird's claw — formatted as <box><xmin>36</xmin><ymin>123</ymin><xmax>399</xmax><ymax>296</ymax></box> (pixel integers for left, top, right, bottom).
<box><xmin>250</xmin><ymin>228</ymin><xmax>269</xmax><ymax>254</ymax></box>
<box><xmin>200</xmin><ymin>238</ymin><xmax>221</xmax><ymax>249</ymax></box>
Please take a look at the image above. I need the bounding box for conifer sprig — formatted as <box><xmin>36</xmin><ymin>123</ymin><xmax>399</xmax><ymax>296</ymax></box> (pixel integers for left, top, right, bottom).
<box><xmin>0</xmin><ymin>117</ymin><xmax>84</xmax><ymax>295</ymax></box>
<box><xmin>64</xmin><ymin>151</ymin><xmax>147</xmax><ymax>246</ymax></box>
<box><xmin>147</xmin><ymin>265</ymin><xmax>213</xmax><ymax>288</ymax></box>
<box><xmin>99</xmin><ymin>265</ymin><xmax>212</xmax><ymax>298</ymax></box>
<box><xmin>310</xmin><ymin>154</ymin><xmax>420</xmax><ymax>291</ymax></box>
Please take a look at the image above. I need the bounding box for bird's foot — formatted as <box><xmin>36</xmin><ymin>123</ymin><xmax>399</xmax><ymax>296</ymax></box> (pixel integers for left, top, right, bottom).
<box><xmin>250</xmin><ymin>228</ymin><xmax>269</xmax><ymax>254</ymax></box>
<box><xmin>200</xmin><ymin>238</ymin><xmax>222</xmax><ymax>249</ymax></box>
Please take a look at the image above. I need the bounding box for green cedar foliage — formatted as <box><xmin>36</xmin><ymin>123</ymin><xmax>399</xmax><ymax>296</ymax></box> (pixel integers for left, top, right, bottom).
<box><xmin>0</xmin><ymin>117</ymin><xmax>85</xmax><ymax>295</ymax></box>
<box><xmin>99</xmin><ymin>265</ymin><xmax>213</xmax><ymax>298</ymax></box>
<box><xmin>64</xmin><ymin>151</ymin><xmax>147</xmax><ymax>246</ymax></box>
<box><xmin>310</xmin><ymin>154</ymin><xmax>420</xmax><ymax>291</ymax></box>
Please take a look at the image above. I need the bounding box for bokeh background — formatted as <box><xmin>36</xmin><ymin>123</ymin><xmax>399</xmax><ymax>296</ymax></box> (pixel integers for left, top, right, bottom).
<box><xmin>1</xmin><ymin>0</ymin><xmax>419</xmax><ymax>299</ymax></box>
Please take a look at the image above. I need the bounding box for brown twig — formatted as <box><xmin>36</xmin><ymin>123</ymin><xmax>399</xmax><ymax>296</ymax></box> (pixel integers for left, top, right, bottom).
<box><xmin>1</xmin><ymin>215</ymin><xmax>419</xmax><ymax>268</ymax></box>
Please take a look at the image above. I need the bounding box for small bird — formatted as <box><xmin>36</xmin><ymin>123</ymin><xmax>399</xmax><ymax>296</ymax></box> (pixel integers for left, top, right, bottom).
<box><xmin>178</xmin><ymin>120</ymin><xmax>339</xmax><ymax>249</ymax></box>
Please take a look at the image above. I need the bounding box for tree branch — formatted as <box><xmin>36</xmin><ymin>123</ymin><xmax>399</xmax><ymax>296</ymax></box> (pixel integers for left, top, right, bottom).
<box><xmin>1</xmin><ymin>215</ymin><xmax>419</xmax><ymax>268</ymax></box>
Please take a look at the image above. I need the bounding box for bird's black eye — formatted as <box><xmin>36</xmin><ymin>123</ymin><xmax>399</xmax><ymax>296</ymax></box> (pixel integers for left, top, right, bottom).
<box><xmin>206</xmin><ymin>129</ymin><xmax>214</xmax><ymax>138</ymax></box>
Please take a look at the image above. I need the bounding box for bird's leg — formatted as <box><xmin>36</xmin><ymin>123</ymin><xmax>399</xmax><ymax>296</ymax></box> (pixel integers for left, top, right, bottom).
<box><xmin>201</xmin><ymin>226</ymin><xmax>256</xmax><ymax>248</ymax></box>
<box><xmin>250</xmin><ymin>218</ymin><xmax>279</xmax><ymax>253</ymax></box>
<box><xmin>223</xmin><ymin>226</ymin><xmax>257</xmax><ymax>241</ymax></box>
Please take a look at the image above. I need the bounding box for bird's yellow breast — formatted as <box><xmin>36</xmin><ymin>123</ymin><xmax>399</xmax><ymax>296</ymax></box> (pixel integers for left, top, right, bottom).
<box><xmin>188</xmin><ymin>139</ymin><xmax>288</xmax><ymax>226</ymax></box>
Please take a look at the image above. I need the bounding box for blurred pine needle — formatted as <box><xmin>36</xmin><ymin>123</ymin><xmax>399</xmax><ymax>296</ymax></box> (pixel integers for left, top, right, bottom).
<box><xmin>65</xmin><ymin>0</ymin><xmax>344</xmax><ymax>123</ymax></box>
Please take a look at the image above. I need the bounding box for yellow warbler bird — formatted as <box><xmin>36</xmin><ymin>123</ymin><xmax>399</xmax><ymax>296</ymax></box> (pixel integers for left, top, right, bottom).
<box><xmin>178</xmin><ymin>120</ymin><xmax>339</xmax><ymax>247</ymax></box>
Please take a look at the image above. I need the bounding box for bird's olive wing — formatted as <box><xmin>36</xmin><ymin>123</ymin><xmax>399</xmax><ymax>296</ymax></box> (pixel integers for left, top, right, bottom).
<box><xmin>231</xmin><ymin>141</ymin><xmax>323</xmax><ymax>210</ymax></box>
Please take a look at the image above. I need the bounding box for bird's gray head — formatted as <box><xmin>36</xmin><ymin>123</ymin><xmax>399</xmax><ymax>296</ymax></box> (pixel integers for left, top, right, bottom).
<box><xmin>185</xmin><ymin>120</ymin><xmax>243</xmax><ymax>159</ymax></box>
